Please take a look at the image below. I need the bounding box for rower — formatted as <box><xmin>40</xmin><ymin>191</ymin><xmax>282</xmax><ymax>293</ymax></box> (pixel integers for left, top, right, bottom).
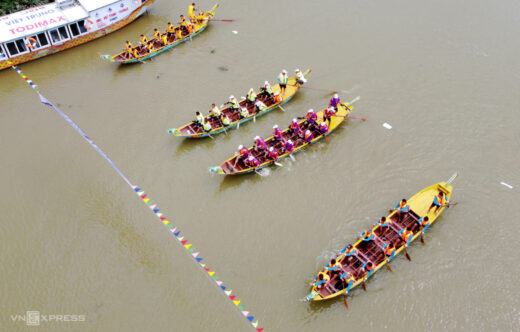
<box><xmin>202</xmin><ymin>119</ymin><xmax>212</xmax><ymax>133</ymax></box>
<box><xmin>221</xmin><ymin>114</ymin><xmax>231</xmax><ymax>127</ymax></box>
<box><xmin>209</xmin><ymin>103</ymin><xmax>221</xmax><ymax>120</ymax></box>
<box><xmin>306</xmin><ymin>109</ymin><xmax>318</xmax><ymax>125</ymax></box>
<box><xmin>289</xmin><ymin>119</ymin><xmax>301</xmax><ymax>136</ymax></box>
<box><xmin>278</xmin><ymin>69</ymin><xmax>288</xmax><ymax>96</ymax></box>
<box><xmin>394</xmin><ymin>198</ymin><xmax>410</xmax><ymax>221</ymax></box>
<box><xmin>139</xmin><ymin>34</ymin><xmax>148</xmax><ymax>46</ymax></box>
<box><xmin>340</xmin><ymin>271</ymin><xmax>356</xmax><ymax>294</ymax></box>
<box><xmin>228</xmin><ymin>95</ymin><xmax>240</xmax><ymax>111</ymax></box>
<box><xmin>273</xmin><ymin>125</ymin><xmax>283</xmax><ymax>142</ymax></box>
<box><xmin>188</xmin><ymin>2</ymin><xmax>198</xmax><ymax>21</ymax></box>
<box><xmin>246</xmin><ymin>155</ymin><xmax>260</xmax><ymax>168</ymax></box>
<box><xmin>329</xmin><ymin>93</ymin><xmax>341</xmax><ymax>111</ymax></box>
<box><xmin>254</xmin><ymin>100</ymin><xmax>268</xmax><ymax>113</ymax></box>
<box><xmin>362</xmin><ymin>261</ymin><xmax>375</xmax><ymax>280</ymax></box>
<box><xmin>234</xmin><ymin>144</ymin><xmax>250</xmax><ymax>167</ymax></box>
<box><xmin>132</xmin><ymin>48</ymin><xmax>139</xmax><ymax>59</ymax></box>
<box><xmin>254</xmin><ymin>136</ymin><xmax>267</xmax><ymax>153</ymax></box>
<box><xmin>427</xmin><ymin>190</ymin><xmax>448</xmax><ymax>215</ymax></box>
<box><xmin>318</xmin><ymin>121</ymin><xmax>329</xmax><ymax>135</ymax></box>
<box><xmin>125</xmin><ymin>41</ymin><xmax>133</xmax><ymax>55</ymax></box>
<box><xmin>377</xmin><ymin>216</ymin><xmax>391</xmax><ymax>227</ymax></box>
<box><xmin>273</xmin><ymin>91</ymin><xmax>283</xmax><ymax>104</ymax></box>
<box><xmin>283</xmin><ymin>139</ymin><xmax>294</xmax><ymax>154</ymax></box>
<box><xmin>267</xmin><ymin>147</ymin><xmax>279</xmax><ymax>161</ymax></box>
<box><xmin>161</xmin><ymin>34</ymin><xmax>168</xmax><ymax>46</ymax></box>
<box><xmin>340</xmin><ymin>244</ymin><xmax>357</xmax><ymax>256</ymax></box>
<box><xmin>261</xmin><ymin>81</ymin><xmax>274</xmax><ymax>98</ymax></box>
<box><xmin>360</xmin><ymin>229</ymin><xmax>374</xmax><ymax>242</ymax></box>
<box><xmin>295</xmin><ymin>68</ymin><xmax>307</xmax><ymax>85</ymax></box>
<box><xmin>417</xmin><ymin>216</ymin><xmax>430</xmax><ymax>234</ymax></box>
<box><xmin>187</xmin><ymin>21</ymin><xmax>194</xmax><ymax>34</ymax></box>
<box><xmin>179</xmin><ymin>14</ymin><xmax>188</xmax><ymax>27</ymax></box>
<box><xmin>153</xmin><ymin>28</ymin><xmax>161</xmax><ymax>40</ymax></box>
<box><xmin>325</xmin><ymin>258</ymin><xmax>342</xmax><ymax>278</ymax></box>
<box><xmin>176</xmin><ymin>27</ymin><xmax>183</xmax><ymax>39</ymax></box>
<box><xmin>382</xmin><ymin>242</ymin><xmax>396</xmax><ymax>262</ymax></box>
<box><xmin>194</xmin><ymin>111</ymin><xmax>204</xmax><ymax>128</ymax></box>
<box><xmin>167</xmin><ymin>22</ymin><xmax>175</xmax><ymax>36</ymax></box>
<box><xmin>303</xmin><ymin>129</ymin><xmax>314</xmax><ymax>143</ymax></box>
<box><xmin>324</xmin><ymin>106</ymin><xmax>335</xmax><ymax>126</ymax></box>
<box><xmin>239</xmin><ymin>107</ymin><xmax>249</xmax><ymax>119</ymax></box>
<box><xmin>246</xmin><ymin>88</ymin><xmax>257</xmax><ymax>105</ymax></box>
<box><xmin>398</xmin><ymin>226</ymin><xmax>414</xmax><ymax>247</ymax></box>
<box><xmin>313</xmin><ymin>271</ymin><xmax>330</xmax><ymax>289</ymax></box>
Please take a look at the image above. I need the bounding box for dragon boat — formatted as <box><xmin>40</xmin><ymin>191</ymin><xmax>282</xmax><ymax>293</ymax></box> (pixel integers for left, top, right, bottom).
<box><xmin>209</xmin><ymin>96</ymin><xmax>360</xmax><ymax>175</ymax></box>
<box><xmin>305</xmin><ymin>173</ymin><xmax>458</xmax><ymax>302</ymax></box>
<box><xmin>168</xmin><ymin>69</ymin><xmax>311</xmax><ymax>138</ymax></box>
<box><xmin>101</xmin><ymin>4</ymin><xmax>218</xmax><ymax>63</ymax></box>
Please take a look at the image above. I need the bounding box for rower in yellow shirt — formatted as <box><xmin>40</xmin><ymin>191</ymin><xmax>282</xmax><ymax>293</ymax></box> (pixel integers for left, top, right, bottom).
<box><xmin>188</xmin><ymin>2</ymin><xmax>198</xmax><ymax>21</ymax></box>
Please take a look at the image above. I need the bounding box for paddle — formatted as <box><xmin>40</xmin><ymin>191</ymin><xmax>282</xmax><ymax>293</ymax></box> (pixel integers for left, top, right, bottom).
<box><xmin>386</xmin><ymin>264</ymin><xmax>393</xmax><ymax>272</ymax></box>
<box><xmin>289</xmin><ymin>154</ymin><xmax>296</xmax><ymax>162</ymax></box>
<box><xmin>278</xmin><ymin>105</ymin><xmax>286</xmax><ymax>112</ymax></box>
<box><xmin>362</xmin><ymin>281</ymin><xmax>367</xmax><ymax>291</ymax></box>
<box><xmin>210</xmin><ymin>19</ymin><xmax>236</xmax><ymax>22</ymax></box>
<box><xmin>274</xmin><ymin>161</ymin><xmax>283</xmax><ymax>167</ymax></box>
<box><xmin>343</xmin><ymin>295</ymin><xmax>348</xmax><ymax>309</ymax></box>
<box><xmin>404</xmin><ymin>247</ymin><xmax>411</xmax><ymax>261</ymax></box>
<box><xmin>347</xmin><ymin>115</ymin><xmax>367</xmax><ymax>121</ymax></box>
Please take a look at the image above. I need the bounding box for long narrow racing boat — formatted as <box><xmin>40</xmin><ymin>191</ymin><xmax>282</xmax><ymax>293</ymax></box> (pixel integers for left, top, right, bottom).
<box><xmin>101</xmin><ymin>4</ymin><xmax>218</xmax><ymax>64</ymax></box>
<box><xmin>209</xmin><ymin>96</ymin><xmax>360</xmax><ymax>175</ymax></box>
<box><xmin>305</xmin><ymin>173</ymin><xmax>458</xmax><ymax>302</ymax></box>
<box><xmin>169</xmin><ymin>69</ymin><xmax>311</xmax><ymax>138</ymax></box>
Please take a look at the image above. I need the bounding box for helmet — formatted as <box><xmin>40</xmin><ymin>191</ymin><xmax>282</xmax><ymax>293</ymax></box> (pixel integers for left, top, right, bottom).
<box><xmin>295</xmin><ymin>68</ymin><xmax>300</xmax><ymax>72</ymax></box>
<box><xmin>282</xmin><ymin>69</ymin><xmax>287</xmax><ymax>74</ymax></box>
<box><xmin>305</xmin><ymin>130</ymin><xmax>311</xmax><ymax>134</ymax></box>
<box><xmin>288</xmin><ymin>139</ymin><xmax>293</xmax><ymax>144</ymax></box>
<box><xmin>274</xmin><ymin>91</ymin><xmax>280</xmax><ymax>95</ymax></box>
<box><xmin>334</xmin><ymin>94</ymin><xmax>339</xmax><ymax>99</ymax></box>
<box><xmin>238</xmin><ymin>145</ymin><xmax>243</xmax><ymax>150</ymax></box>
<box><xmin>248</xmin><ymin>156</ymin><xmax>254</xmax><ymax>160</ymax></box>
<box><xmin>249</xmin><ymin>88</ymin><xmax>254</xmax><ymax>92</ymax></box>
<box><xmin>307</xmin><ymin>109</ymin><xmax>314</xmax><ymax>113</ymax></box>
<box><xmin>292</xmin><ymin>118</ymin><xmax>297</xmax><ymax>122</ymax></box>
<box><xmin>254</xmin><ymin>136</ymin><xmax>260</xmax><ymax>140</ymax></box>
<box><xmin>269</xmin><ymin>147</ymin><xmax>274</xmax><ymax>151</ymax></box>
<box><xmin>229</xmin><ymin>95</ymin><xmax>234</xmax><ymax>99</ymax></box>
<box><xmin>320</xmin><ymin>121</ymin><xmax>326</xmax><ymax>126</ymax></box>
<box><xmin>273</xmin><ymin>124</ymin><xmax>278</xmax><ymax>129</ymax></box>
<box><xmin>264</xmin><ymin>81</ymin><xmax>269</xmax><ymax>85</ymax></box>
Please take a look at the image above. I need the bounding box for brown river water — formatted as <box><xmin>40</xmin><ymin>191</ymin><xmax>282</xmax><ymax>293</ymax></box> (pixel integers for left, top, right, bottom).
<box><xmin>1</xmin><ymin>0</ymin><xmax>519</xmax><ymax>331</ymax></box>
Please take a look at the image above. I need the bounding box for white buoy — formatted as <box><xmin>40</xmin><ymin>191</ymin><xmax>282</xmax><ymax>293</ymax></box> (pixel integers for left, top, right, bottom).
<box><xmin>232</xmin><ymin>30</ymin><xmax>238</xmax><ymax>34</ymax></box>
<box><xmin>500</xmin><ymin>182</ymin><xmax>513</xmax><ymax>189</ymax></box>
<box><xmin>382</xmin><ymin>122</ymin><xmax>392</xmax><ymax>130</ymax></box>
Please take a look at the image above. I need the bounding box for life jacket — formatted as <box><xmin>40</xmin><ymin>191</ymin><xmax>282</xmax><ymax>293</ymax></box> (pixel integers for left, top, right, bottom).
<box><xmin>176</xmin><ymin>29</ymin><xmax>183</xmax><ymax>39</ymax></box>
<box><xmin>434</xmin><ymin>193</ymin><xmax>445</xmax><ymax>206</ymax></box>
<box><xmin>325</xmin><ymin>107</ymin><xmax>335</xmax><ymax>117</ymax></box>
<box><xmin>255</xmin><ymin>138</ymin><xmax>266</xmax><ymax>150</ymax></box>
<box><xmin>239</xmin><ymin>147</ymin><xmax>249</xmax><ymax>156</ymax></box>
<box><xmin>278</xmin><ymin>73</ymin><xmax>288</xmax><ymax>85</ymax></box>
<box><xmin>290</xmin><ymin>121</ymin><xmax>300</xmax><ymax>132</ymax></box>
<box><xmin>179</xmin><ymin>16</ymin><xmax>187</xmax><ymax>26</ymax></box>
<box><xmin>419</xmin><ymin>217</ymin><xmax>429</xmax><ymax>227</ymax></box>
<box><xmin>362</xmin><ymin>231</ymin><xmax>374</xmax><ymax>240</ymax></box>
<box><xmin>330</xmin><ymin>96</ymin><xmax>340</xmax><ymax>108</ymax></box>
<box><xmin>133</xmin><ymin>49</ymin><xmax>139</xmax><ymax>58</ymax></box>
<box><xmin>211</xmin><ymin>105</ymin><xmax>221</xmax><ymax>116</ymax></box>
<box><xmin>345</xmin><ymin>247</ymin><xmax>356</xmax><ymax>255</ymax></box>
<box><xmin>255</xmin><ymin>101</ymin><xmax>267</xmax><ymax>112</ymax></box>
<box><xmin>306</xmin><ymin>112</ymin><xmax>317</xmax><ymax>123</ymax></box>
<box><xmin>230</xmin><ymin>98</ymin><xmax>239</xmax><ymax>108</ymax></box>
<box><xmin>126</xmin><ymin>42</ymin><xmax>133</xmax><ymax>51</ymax></box>
<box><xmin>162</xmin><ymin>35</ymin><xmax>168</xmax><ymax>45</ymax></box>
<box><xmin>187</xmin><ymin>23</ymin><xmax>194</xmax><ymax>34</ymax></box>
<box><xmin>304</xmin><ymin>131</ymin><xmax>313</xmax><ymax>142</ymax></box>
<box><xmin>167</xmin><ymin>24</ymin><xmax>175</xmax><ymax>33</ymax></box>
<box><xmin>274</xmin><ymin>94</ymin><xmax>282</xmax><ymax>103</ymax></box>
<box><xmin>318</xmin><ymin>271</ymin><xmax>330</xmax><ymax>282</ymax></box>
<box><xmin>378</xmin><ymin>218</ymin><xmax>391</xmax><ymax>226</ymax></box>
<box><xmin>284</xmin><ymin>141</ymin><xmax>294</xmax><ymax>153</ymax></box>
<box><xmin>274</xmin><ymin>128</ymin><xmax>283</xmax><ymax>140</ymax></box>
<box><xmin>240</xmin><ymin>108</ymin><xmax>249</xmax><ymax>118</ymax></box>
<box><xmin>222</xmin><ymin>116</ymin><xmax>230</xmax><ymax>126</ymax></box>
<box><xmin>140</xmin><ymin>36</ymin><xmax>148</xmax><ymax>44</ymax></box>
<box><xmin>154</xmin><ymin>30</ymin><xmax>161</xmax><ymax>39</ymax></box>
<box><xmin>365</xmin><ymin>262</ymin><xmax>374</xmax><ymax>272</ymax></box>
<box><xmin>196</xmin><ymin>114</ymin><xmax>204</xmax><ymax>124</ymax></box>
<box><xmin>384</xmin><ymin>246</ymin><xmax>395</xmax><ymax>256</ymax></box>
<box><xmin>268</xmin><ymin>149</ymin><xmax>278</xmax><ymax>160</ymax></box>
<box><xmin>318</xmin><ymin>122</ymin><xmax>328</xmax><ymax>134</ymax></box>
<box><xmin>248</xmin><ymin>157</ymin><xmax>260</xmax><ymax>167</ymax></box>
<box><xmin>397</xmin><ymin>201</ymin><xmax>410</xmax><ymax>212</ymax></box>
<box><xmin>203</xmin><ymin>121</ymin><xmax>212</xmax><ymax>132</ymax></box>
<box><xmin>342</xmin><ymin>272</ymin><xmax>355</xmax><ymax>284</ymax></box>
<box><xmin>247</xmin><ymin>90</ymin><xmax>257</xmax><ymax>102</ymax></box>
<box><xmin>264</xmin><ymin>84</ymin><xmax>273</xmax><ymax>94</ymax></box>
<box><xmin>401</xmin><ymin>229</ymin><xmax>413</xmax><ymax>242</ymax></box>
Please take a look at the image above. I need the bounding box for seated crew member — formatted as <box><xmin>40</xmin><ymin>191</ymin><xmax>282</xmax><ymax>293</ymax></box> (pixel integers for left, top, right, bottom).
<box><xmin>340</xmin><ymin>243</ymin><xmax>357</xmax><ymax>256</ymax></box>
<box><xmin>202</xmin><ymin>119</ymin><xmax>212</xmax><ymax>133</ymax></box>
<box><xmin>246</xmin><ymin>155</ymin><xmax>260</xmax><ymax>168</ymax></box>
<box><xmin>340</xmin><ymin>271</ymin><xmax>356</xmax><ymax>294</ymax></box>
<box><xmin>228</xmin><ymin>95</ymin><xmax>240</xmax><ymax>111</ymax></box>
<box><xmin>360</xmin><ymin>229</ymin><xmax>375</xmax><ymax>242</ymax></box>
<box><xmin>167</xmin><ymin>22</ymin><xmax>175</xmax><ymax>37</ymax></box>
<box><xmin>221</xmin><ymin>114</ymin><xmax>231</xmax><ymax>127</ymax></box>
<box><xmin>382</xmin><ymin>242</ymin><xmax>396</xmax><ymax>262</ymax></box>
<box><xmin>362</xmin><ymin>261</ymin><xmax>375</xmax><ymax>280</ymax></box>
<box><xmin>427</xmin><ymin>191</ymin><xmax>449</xmax><ymax>215</ymax></box>
<box><xmin>125</xmin><ymin>41</ymin><xmax>133</xmax><ymax>57</ymax></box>
<box><xmin>254</xmin><ymin>100</ymin><xmax>268</xmax><ymax>113</ymax></box>
<box><xmin>318</xmin><ymin>121</ymin><xmax>329</xmax><ymax>135</ymax></box>
<box><xmin>260</xmin><ymin>81</ymin><xmax>274</xmax><ymax>98</ymax></box>
<box><xmin>295</xmin><ymin>68</ymin><xmax>307</xmax><ymax>85</ymax></box>
<box><xmin>398</xmin><ymin>226</ymin><xmax>414</xmax><ymax>248</ymax></box>
<box><xmin>303</xmin><ymin>129</ymin><xmax>314</xmax><ymax>143</ymax></box>
<box><xmin>377</xmin><ymin>216</ymin><xmax>391</xmax><ymax>227</ymax></box>
<box><xmin>273</xmin><ymin>125</ymin><xmax>283</xmax><ymax>142</ymax></box>
<box><xmin>394</xmin><ymin>198</ymin><xmax>410</xmax><ymax>221</ymax></box>
<box><xmin>267</xmin><ymin>147</ymin><xmax>279</xmax><ymax>161</ymax></box>
<box><xmin>273</xmin><ymin>91</ymin><xmax>283</xmax><ymax>104</ymax></box>
<box><xmin>246</xmin><ymin>88</ymin><xmax>257</xmax><ymax>105</ymax></box>
<box><xmin>329</xmin><ymin>93</ymin><xmax>341</xmax><ymax>111</ymax></box>
<box><xmin>288</xmin><ymin>119</ymin><xmax>301</xmax><ymax>136</ymax></box>
<box><xmin>194</xmin><ymin>111</ymin><xmax>204</xmax><ymax>128</ymax></box>
<box><xmin>283</xmin><ymin>139</ymin><xmax>294</xmax><ymax>154</ymax></box>
<box><xmin>239</xmin><ymin>107</ymin><xmax>249</xmax><ymax>119</ymax></box>
<box><xmin>209</xmin><ymin>103</ymin><xmax>221</xmax><ymax>120</ymax></box>
<box><xmin>324</xmin><ymin>106</ymin><xmax>335</xmax><ymax>126</ymax></box>
<box><xmin>233</xmin><ymin>145</ymin><xmax>250</xmax><ymax>167</ymax></box>
<box><xmin>417</xmin><ymin>216</ymin><xmax>430</xmax><ymax>234</ymax></box>
<box><xmin>253</xmin><ymin>136</ymin><xmax>267</xmax><ymax>153</ymax></box>
<box><xmin>313</xmin><ymin>271</ymin><xmax>330</xmax><ymax>289</ymax></box>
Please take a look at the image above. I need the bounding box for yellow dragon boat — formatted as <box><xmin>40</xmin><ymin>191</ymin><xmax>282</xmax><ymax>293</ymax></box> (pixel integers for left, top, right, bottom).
<box><xmin>305</xmin><ymin>173</ymin><xmax>457</xmax><ymax>302</ymax></box>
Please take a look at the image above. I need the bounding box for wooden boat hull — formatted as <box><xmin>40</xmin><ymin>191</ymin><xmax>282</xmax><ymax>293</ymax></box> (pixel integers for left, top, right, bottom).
<box><xmin>102</xmin><ymin>4</ymin><xmax>218</xmax><ymax>64</ymax></box>
<box><xmin>307</xmin><ymin>177</ymin><xmax>455</xmax><ymax>302</ymax></box>
<box><xmin>169</xmin><ymin>69</ymin><xmax>311</xmax><ymax>138</ymax></box>
<box><xmin>210</xmin><ymin>98</ymin><xmax>358</xmax><ymax>175</ymax></box>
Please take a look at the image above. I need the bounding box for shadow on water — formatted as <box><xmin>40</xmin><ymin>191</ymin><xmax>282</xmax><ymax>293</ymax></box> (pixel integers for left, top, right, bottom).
<box><xmin>174</xmin><ymin>131</ymin><xmax>236</xmax><ymax>157</ymax></box>
<box><xmin>216</xmin><ymin>169</ymin><xmax>265</xmax><ymax>193</ymax></box>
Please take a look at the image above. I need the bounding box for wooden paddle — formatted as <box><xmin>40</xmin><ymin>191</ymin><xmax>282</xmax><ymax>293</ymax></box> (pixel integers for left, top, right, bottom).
<box><xmin>386</xmin><ymin>264</ymin><xmax>393</xmax><ymax>272</ymax></box>
<box><xmin>278</xmin><ymin>105</ymin><xmax>286</xmax><ymax>112</ymax></box>
<box><xmin>343</xmin><ymin>295</ymin><xmax>348</xmax><ymax>309</ymax></box>
<box><xmin>404</xmin><ymin>247</ymin><xmax>411</xmax><ymax>261</ymax></box>
<box><xmin>347</xmin><ymin>115</ymin><xmax>367</xmax><ymax>121</ymax></box>
<box><xmin>210</xmin><ymin>19</ymin><xmax>236</xmax><ymax>22</ymax></box>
